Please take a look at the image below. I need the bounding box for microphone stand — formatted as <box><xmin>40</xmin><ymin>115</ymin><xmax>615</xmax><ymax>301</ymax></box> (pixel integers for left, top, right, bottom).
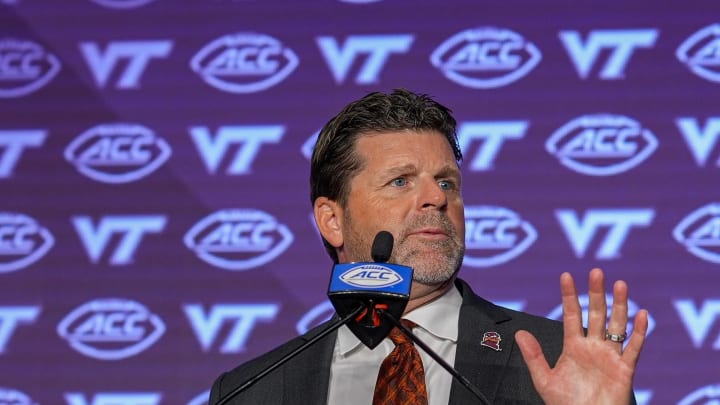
<box><xmin>215</xmin><ymin>305</ymin><xmax>365</xmax><ymax>405</ymax></box>
<box><xmin>380</xmin><ymin>310</ymin><xmax>492</xmax><ymax>405</ymax></box>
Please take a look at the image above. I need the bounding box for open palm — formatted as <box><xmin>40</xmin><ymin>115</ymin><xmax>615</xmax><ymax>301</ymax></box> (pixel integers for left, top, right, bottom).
<box><xmin>516</xmin><ymin>268</ymin><xmax>648</xmax><ymax>405</ymax></box>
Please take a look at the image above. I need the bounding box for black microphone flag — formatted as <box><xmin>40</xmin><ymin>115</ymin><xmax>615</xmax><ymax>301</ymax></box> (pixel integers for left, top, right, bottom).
<box><xmin>327</xmin><ymin>231</ymin><xmax>413</xmax><ymax>348</ymax></box>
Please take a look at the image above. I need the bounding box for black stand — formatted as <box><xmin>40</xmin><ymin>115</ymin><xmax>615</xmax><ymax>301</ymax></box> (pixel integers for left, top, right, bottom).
<box><xmin>381</xmin><ymin>310</ymin><xmax>491</xmax><ymax>405</ymax></box>
<box><xmin>214</xmin><ymin>305</ymin><xmax>365</xmax><ymax>405</ymax></box>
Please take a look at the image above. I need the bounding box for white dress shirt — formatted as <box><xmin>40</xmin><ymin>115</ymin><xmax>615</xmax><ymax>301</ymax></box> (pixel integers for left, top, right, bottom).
<box><xmin>327</xmin><ymin>286</ymin><xmax>463</xmax><ymax>405</ymax></box>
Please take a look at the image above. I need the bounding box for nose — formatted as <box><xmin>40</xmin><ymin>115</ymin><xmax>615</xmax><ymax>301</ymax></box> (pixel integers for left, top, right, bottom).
<box><xmin>418</xmin><ymin>177</ymin><xmax>448</xmax><ymax>210</ymax></box>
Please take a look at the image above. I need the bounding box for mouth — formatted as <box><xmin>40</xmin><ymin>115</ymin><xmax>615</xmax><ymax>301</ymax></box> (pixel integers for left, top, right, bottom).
<box><xmin>407</xmin><ymin>227</ymin><xmax>450</xmax><ymax>240</ymax></box>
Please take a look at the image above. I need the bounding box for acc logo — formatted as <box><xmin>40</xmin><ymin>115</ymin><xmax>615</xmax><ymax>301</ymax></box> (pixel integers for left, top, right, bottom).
<box><xmin>0</xmin><ymin>387</ymin><xmax>36</xmax><ymax>405</ymax></box>
<box><xmin>301</xmin><ymin>131</ymin><xmax>320</xmax><ymax>161</ymax></box>
<box><xmin>464</xmin><ymin>205</ymin><xmax>537</xmax><ymax>267</ymax></box>
<box><xmin>90</xmin><ymin>0</ymin><xmax>155</xmax><ymax>8</ymax></box>
<box><xmin>296</xmin><ymin>300</ymin><xmax>334</xmax><ymax>334</ymax></box>
<box><xmin>64</xmin><ymin>123</ymin><xmax>171</xmax><ymax>184</ymax></box>
<box><xmin>678</xmin><ymin>384</ymin><xmax>720</xmax><ymax>405</ymax></box>
<box><xmin>186</xmin><ymin>390</ymin><xmax>210</xmax><ymax>405</ymax></box>
<box><xmin>430</xmin><ymin>27</ymin><xmax>541</xmax><ymax>89</ymax></box>
<box><xmin>673</xmin><ymin>202</ymin><xmax>720</xmax><ymax>263</ymax></box>
<box><xmin>0</xmin><ymin>38</ymin><xmax>61</xmax><ymax>98</ymax></box>
<box><xmin>65</xmin><ymin>392</ymin><xmax>161</xmax><ymax>405</ymax></box>
<box><xmin>0</xmin><ymin>212</ymin><xmax>54</xmax><ymax>273</ymax></box>
<box><xmin>547</xmin><ymin>294</ymin><xmax>655</xmax><ymax>346</ymax></box>
<box><xmin>340</xmin><ymin>265</ymin><xmax>403</xmax><ymax>288</ymax></box>
<box><xmin>184</xmin><ymin>209</ymin><xmax>293</xmax><ymax>271</ymax></box>
<box><xmin>57</xmin><ymin>298</ymin><xmax>165</xmax><ymax>360</ymax></box>
<box><xmin>546</xmin><ymin>114</ymin><xmax>658</xmax><ymax>176</ymax></box>
<box><xmin>190</xmin><ymin>33</ymin><xmax>298</xmax><ymax>94</ymax></box>
<box><xmin>676</xmin><ymin>24</ymin><xmax>720</xmax><ymax>83</ymax></box>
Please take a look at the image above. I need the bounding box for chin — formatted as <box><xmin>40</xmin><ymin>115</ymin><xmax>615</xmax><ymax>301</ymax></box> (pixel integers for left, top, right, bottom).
<box><xmin>410</xmin><ymin>265</ymin><xmax>456</xmax><ymax>285</ymax></box>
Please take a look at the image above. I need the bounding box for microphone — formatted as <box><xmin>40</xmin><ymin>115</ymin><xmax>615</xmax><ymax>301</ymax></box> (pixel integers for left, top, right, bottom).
<box><xmin>214</xmin><ymin>231</ymin><xmax>490</xmax><ymax>405</ymax></box>
<box><xmin>327</xmin><ymin>231</ymin><xmax>413</xmax><ymax>348</ymax></box>
<box><xmin>329</xmin><ymin>230</ymin><xmax>491</xmax><ymax>405</ymax></box>
<box><xmin>371</xmin><ymin>230</ymin><xmax>393</xmax><ymax>262</ymax></box>
<box><xmin>213</xmin><ymin>231</ymin><xmax>405</xmax><ymax>404</ymax></box>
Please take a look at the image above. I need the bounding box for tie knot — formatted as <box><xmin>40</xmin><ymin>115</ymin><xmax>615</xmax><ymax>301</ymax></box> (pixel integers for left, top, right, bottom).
<box><xmin>388</xmin><ymin>319</ymin><xmax>417</xmax><ymax>345</ymax></box>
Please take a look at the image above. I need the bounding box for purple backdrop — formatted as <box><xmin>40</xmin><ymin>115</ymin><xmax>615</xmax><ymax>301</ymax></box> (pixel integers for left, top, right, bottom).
<box><xmin>1</xmin><ymin>0</ymin><xmax>719</xmax><ymax>404</ymax></box>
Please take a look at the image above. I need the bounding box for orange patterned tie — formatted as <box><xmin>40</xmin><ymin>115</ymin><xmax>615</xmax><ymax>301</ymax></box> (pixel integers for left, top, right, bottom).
<box><xmin>372</xmin><ymin>320</ymin><xmax>428</xmax><ymax>405</ymax></box>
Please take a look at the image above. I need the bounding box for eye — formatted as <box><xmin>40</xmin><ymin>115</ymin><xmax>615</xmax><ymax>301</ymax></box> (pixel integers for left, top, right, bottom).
<box><xmin>438</xmin><ymin>180</ymin><xmax>454</xmax><ymax>190</ymax></box>
<box><xmin>391</xmin><ymin>177</ymin><xmax>407</xmax><ymax>187</ymax></box>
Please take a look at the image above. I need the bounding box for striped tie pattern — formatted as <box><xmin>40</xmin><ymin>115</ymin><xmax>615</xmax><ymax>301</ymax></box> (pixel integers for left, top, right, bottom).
<box><xmin>372</xmin><ymin>320</ymin><xmax>429</xmax><ymax>405</ymax></box>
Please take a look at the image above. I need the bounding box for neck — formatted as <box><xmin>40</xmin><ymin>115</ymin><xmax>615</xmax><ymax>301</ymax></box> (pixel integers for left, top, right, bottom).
<box><xmin>403</xmin><ymin>276</ymin><xmax>456</xmax><ymax>315</ymax></box>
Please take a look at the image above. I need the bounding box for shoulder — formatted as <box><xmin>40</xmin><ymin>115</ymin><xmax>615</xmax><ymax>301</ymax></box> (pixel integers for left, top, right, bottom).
<box><xmin>455</xmin><ymin>278</ymin><xmax>564</xmax><ymax>347</ymax></box>
<box><xmin>210</xmin><ymin>320</ymin><xmax>337</xmax><ymax>404</ymax></box>
<box><xmin>496</xmin><ymin>303</ymin><xmax>564</xmax><ymax>341</ymax></box>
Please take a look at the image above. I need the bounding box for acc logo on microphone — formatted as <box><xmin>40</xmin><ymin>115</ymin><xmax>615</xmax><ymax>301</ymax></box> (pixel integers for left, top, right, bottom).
<box><xmin>430</xmin><ymin>27</ymin><xmax>541</xmax><ymax>89</ymax></box>
<box><xmin>678</xmin><ymin>384</ymin><xmax>720</xmax><ymax>405</ymax></box>
<box><xmin>0</xmin><ymin>212</ymin><xmax>54</xmax><ymax>273</ymax></box>
<box><xmin>545</xmin><ymin>114</ymin><xmax>658</xmax><ymax>176</ymax></box>
<box><xmin>673</xmin><ymin>202</ymin><xmax>720</xmax><ymax>263</ymax></box>
<box><xmin>0</xmin><ymin>387</ymin><xmax>37</xmax><ymax>405</ymax></box>
<box><xmin>64</xmin><ymin>123</ymin><xmax>171</xmax><ymax>184</ymax></box>
<box><xmin>340</xmin><ymin>264</ymin><xmax>403</xmax><ymax>288</ymax></box>
<box><xmin>57</xmin><ymin>298</ymin><xmax>165</xmax><ymax>360</ymax></box>
<box><xmin>184</xmin><ymin>209</ymin><xmax>293</xmax><ymax>271</ymax></box>
<box><xmin>463</xmin><ymin>205</ymin><xmax>537</xmax><ymax>267</ymax></box>
<box><xmin>0</xmin><ymin>38</ymin><xmax>61</xmax><ymax>98</ymax></box>
<box><xmin>676</xmin><ymin>24</ymin><xmax>720</xmax><ymax>83</ymax></box>
<box><xmin>190</xmin><ymin>33</ymin><xmax>299</xmax><ymax>94</ymax></box>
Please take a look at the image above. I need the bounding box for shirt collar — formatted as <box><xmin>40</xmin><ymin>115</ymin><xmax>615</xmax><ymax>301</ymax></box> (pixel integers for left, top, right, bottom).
<box><xmin>337</xmin><ymin>285</ymin><xmax>462</xmax><ymax>355</ymax></box>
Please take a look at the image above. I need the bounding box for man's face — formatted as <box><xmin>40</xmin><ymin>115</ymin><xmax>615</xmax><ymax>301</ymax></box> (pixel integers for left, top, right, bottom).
<box><xmin>338</xmin><ymin>130</ymin><xmax>465</xmax><ymax>287</ymax></box>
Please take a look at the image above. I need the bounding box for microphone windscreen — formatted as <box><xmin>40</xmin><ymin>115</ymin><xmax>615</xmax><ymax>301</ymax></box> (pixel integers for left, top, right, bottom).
<box><xmin>371</xmin><ymin>231</ymin><xmax>394</xmax><ymax>263</ymax></box>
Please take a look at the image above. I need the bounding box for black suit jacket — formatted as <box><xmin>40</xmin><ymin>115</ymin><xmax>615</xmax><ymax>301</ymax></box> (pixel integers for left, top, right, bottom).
<box><xmin>210</xmin><ymin>279</ymin><xmax>635</xmax><ymax>404</ymax></box>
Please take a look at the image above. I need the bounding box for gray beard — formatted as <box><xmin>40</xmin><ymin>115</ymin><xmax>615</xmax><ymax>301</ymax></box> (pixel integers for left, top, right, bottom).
<box><xmin>392</xmin><ymin>238</ymin><xmax>465</xmax><ymax>285</ymax></box>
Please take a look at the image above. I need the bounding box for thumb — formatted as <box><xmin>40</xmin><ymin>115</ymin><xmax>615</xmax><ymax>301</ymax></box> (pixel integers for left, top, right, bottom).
<box><xmin>515</xmin><ymin>330</ymin><xmax>551</xmax><ymax>389</ymax></box>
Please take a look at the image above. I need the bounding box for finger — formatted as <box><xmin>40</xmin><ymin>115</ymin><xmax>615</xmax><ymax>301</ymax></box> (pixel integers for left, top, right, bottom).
<box><xmin>606</xmin><ymin>279</ymin><xmax>629</xmax><ymax>351</ymax></box>
<box><xmin>560</xmin><ymin>272</ymin><xmax>584</xmax><ymax>340</ymax></box>
<box><xmin>515</xmin><ymin>330</ymin><xmax>551</xmax><ymax>391</ymax></box>
<box><xmin>622</xmin><ymin>309</ymin><xmax>649</xmax><ymax>367</ymax></box>
<box><xmin>586</xmin><ymin>268</ymin><xmax>607</xmax><ymax>340</ymax></box>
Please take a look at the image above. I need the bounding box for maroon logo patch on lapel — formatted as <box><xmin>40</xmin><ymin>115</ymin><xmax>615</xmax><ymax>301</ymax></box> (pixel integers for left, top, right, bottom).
<box><xmin>481</xmin><ymin>331</ymin><xmax>502</xmax><ymax>351</ymax></box>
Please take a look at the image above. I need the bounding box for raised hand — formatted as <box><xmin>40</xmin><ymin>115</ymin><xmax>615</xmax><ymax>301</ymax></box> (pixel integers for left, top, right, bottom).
<box><xmin>515</xmin><ymin>268</ymin><xmax>648</xmax><ymax>405</ymax></box>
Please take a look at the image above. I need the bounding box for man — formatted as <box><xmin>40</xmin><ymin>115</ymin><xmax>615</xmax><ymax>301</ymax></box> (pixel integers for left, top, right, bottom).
<box><xmin>209</xmin><ymin>89</ymin><xmax>648</xmax><ymax>404</ymax></box>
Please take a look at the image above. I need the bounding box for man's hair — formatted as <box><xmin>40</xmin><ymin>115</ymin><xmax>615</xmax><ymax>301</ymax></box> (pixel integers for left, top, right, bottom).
<box><xmin>310</xmin><ymin>88</ymin><xmax>462</xmax><ymax>263</ymax></box>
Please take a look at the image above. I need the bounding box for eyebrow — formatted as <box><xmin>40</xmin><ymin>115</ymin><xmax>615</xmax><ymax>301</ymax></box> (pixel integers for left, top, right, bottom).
<box><xmin>381</xmin><ymin>163</ymin><xmax>417</xmax><ymax>178</ymax></box>
<box><xmin>435</xmin><ymin>164</ymin><xmax>461</xmax><ymax>179</ymax></box>
<box><xmin>379</xmin><ymin>163</ymin><xmax>461</xmax><ymax>179</ymax></box>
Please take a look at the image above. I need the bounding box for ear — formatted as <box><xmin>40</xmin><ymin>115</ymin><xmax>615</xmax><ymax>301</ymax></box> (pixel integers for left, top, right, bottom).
<box><xmin>313</xmin><ymin>197</ymin><xmax>344</xmax><ymax>248</ymax></box>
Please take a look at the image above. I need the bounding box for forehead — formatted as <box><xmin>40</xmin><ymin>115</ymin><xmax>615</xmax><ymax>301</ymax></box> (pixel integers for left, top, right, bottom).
<box><xmin>354</xmin><ymin>130</ymin><xmax>458</xmax><ymax>166</ymax></box>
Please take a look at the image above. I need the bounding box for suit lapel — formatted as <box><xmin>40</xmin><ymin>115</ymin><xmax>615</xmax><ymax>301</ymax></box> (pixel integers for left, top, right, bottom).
<box><xmin>279</xmin><ymin>281</ymin><xmax>518</xmax><ymax>404</ymax></box>
<box><xmin>281</xmin><ymin>322</ymin><xmax>336</xmax><ymax>404</ymax></box>
<box><xmin>450</xmin><ymin>279</ymin><xmax>515</xmax><ymax>404</ymax></box>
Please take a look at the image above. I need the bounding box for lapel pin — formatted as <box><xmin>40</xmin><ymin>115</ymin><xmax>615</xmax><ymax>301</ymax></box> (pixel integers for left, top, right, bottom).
<box><xmin>481</xmin><ymin>331</ymin><xmax>502</xmax><ymax>351</ymax></box>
